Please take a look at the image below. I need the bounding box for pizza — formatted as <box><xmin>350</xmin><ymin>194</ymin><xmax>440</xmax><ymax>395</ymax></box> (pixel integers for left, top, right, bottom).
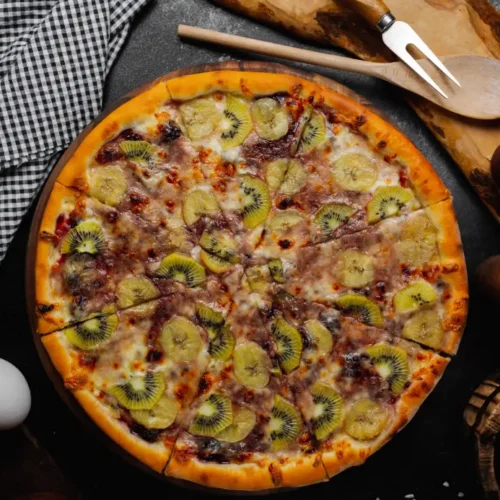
<box><xmin>35</xmin><ymin>70</ymin><xmax>468</xmax><ymax>491</ymax></box>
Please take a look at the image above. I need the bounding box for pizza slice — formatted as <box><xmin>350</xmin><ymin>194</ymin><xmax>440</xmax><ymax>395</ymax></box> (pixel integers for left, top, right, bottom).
<box><xmin>165</xmin><ymin>275</ymin><xmax>327</xmax><ymax>490</ymax></box>
<box><xmin>166</xmin><ymin>72</ymin><xmax>322</xmax><ymax>255</ymax></box>
<box><xmin>287</xmin><ymin>85</ymin><xmax>449</xmax><ymax>243</ymax></box>
<box><xmin>41</xmin><ymin>295</ymin><xmax>211</xmax><ymax>472</ymax></box>
<box><xmin>253</xmin><ymin>293</ymin><xmax>449</xmax><ymax>479</ymax></box>
<box><xmin>282</xmin><ymin>199</ymin><xmax>467</xmax><ymax>354</ymax></box>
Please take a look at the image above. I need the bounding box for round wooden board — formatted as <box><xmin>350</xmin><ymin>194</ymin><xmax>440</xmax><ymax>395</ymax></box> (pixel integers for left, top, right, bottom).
<box><xmin>25</xmin><ymin>60</ymin><xmax>390</xmax><ymax>493</ymax></box>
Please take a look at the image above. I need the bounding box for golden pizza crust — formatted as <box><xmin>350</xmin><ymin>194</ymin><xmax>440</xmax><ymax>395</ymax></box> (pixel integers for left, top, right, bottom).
<box><xmin>42</xmin><ymin>332</ymin><xmax>77</xmax><ymax>379</ymax></box>
<box><xmin>275</xmin><ymin>452</ymin><xmax>328</xmax><ymax>487</ymax></box>
<box><xmin>166</xmin><ymin>452</ymin><xmax>276</xmax><ymax>491</ymax></box>
<box><xmin>318</xmin><ymin>84</ymin><xmax>450</xmax><ymax>208</ymax></box>
<box><xmin>74</xmin><ymin>390</ymin><xmax>171</xmax><ymax>473</ymax></box>
<box><xmin>166</xmin><ymin>70</ymin><xmax>322</xmax><ymax>102</ymax></box>
<box><xmin>425</xmin><ymin>199</ymin><xmax>469</xmax><ymax>354</ymax></box>
<box><xmin>322</xmin><ymin>348</ymin><xmax>449</xmax><ymax>477</ymax></box>
<box><xmin>56</xmin><ymin>80</ymin><xmax>171</xmax><ymax>190</ymax></box>
<box><xmin>36</xmin><ymin>182</ymin><xmax>80</xmax><ymax>334</ymax></box>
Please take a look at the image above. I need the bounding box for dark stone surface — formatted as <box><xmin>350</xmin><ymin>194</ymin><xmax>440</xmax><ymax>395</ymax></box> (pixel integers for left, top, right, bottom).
<box><xmin>1</xmin><ymin>0</ymin><xmax>500</xmax><ymax>498</ymax></box>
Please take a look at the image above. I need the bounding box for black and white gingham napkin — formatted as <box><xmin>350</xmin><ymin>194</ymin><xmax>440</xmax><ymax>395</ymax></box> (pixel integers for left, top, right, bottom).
<box><xmin>0</xmin><ymin>0</ymin><xmax>151</xmax><ymax>264</ymax></box>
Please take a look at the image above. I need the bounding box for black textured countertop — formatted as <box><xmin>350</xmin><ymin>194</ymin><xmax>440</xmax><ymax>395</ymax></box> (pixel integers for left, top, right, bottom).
<box><xmin>2</xmin><ymin>1</ymin><xmax>500</xmax><ymax>498</ymax></box>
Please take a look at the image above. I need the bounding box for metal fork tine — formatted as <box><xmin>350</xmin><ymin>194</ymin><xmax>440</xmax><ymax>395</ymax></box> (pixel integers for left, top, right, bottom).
<box><xmin>409</xmin><ymin>31</ymin><xmax>461</xmax><ymax>87</ymax></box>
<box><xmin>383</xmin><ymin>39</ymin><xmax>448</xmax><ymax>98</ymax></box>
<box><xmin>399</xmin><ymin>50</ymin><xmax>448</xmax><ymax>99</ymax></box>
<box><xmin>382</xmin><ymin>21</ymin><xmax>449</xmax><ymax>98</ymax></box>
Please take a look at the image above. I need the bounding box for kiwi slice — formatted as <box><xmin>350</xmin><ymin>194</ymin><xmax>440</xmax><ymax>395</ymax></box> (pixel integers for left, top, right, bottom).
<box><xmin>240</xmin><ymin>175</ymin><xmax>271</xmax><ymax>229</ymax></box>
<box><xmin>266</xmin><ymin>159</ymin><xmax>288</xmax><ymax>191</ymax></box>
<box><xmin>271</xmin><ymin>317</ymin><xmax>303</xmax><ymax>374</ymax></box>
<box><xmin>246</xmin><ymin>265</ymin><xmax>272</xmax><ymax>294</ymax></box>
<box><xmin>115</xmin><ymin>276</ymin><xmax>159</xmax><ymax>309</ymax></box>
<box><xmin>60</xmin><ymin>220</ymin><xmax>105</xmax><ymax>255</ymax></box>
<box><xmin>311</xmin><ymin>382</ymin><xmax>343</xmax><ymax>440</ymax></box>
<box><xmin>199</xmin><ymin>229</ymin><xmax>239</xmax><ymax>264</ymax></box>
<box><xmin>200</xmin><ymin>249</ymin><xmax>233</xmax><ymax>274</ymax></box>
<box><xmin>299</xmin><ymin>111</ymin><xmax>327</xmax><ymax>153</ymax></box>
<box><xmin>270</xmin><ymin>395</ymin><xmax>302</xmax><ymax>451</ymax></box>
<box><xmin>161</xmin><ymin>316</ymin><xmax>203</xmax><ymax>362</ymax></box>
<box><xmin>89</xmin><ymin>165</ymin><xmax>127</xmax><ymax>207</ymax></box>
<box><xmin>109</xmin><ymin>371</ymin><xmax>166</xmax><ymax>411</ymax></box>
<box><xmin>182</xmin><ymin>190</ymin><xmax>220</xmax><ymax>226</ymax></box>
<box><xmin>155</xmin><ymin>252</ymin><xmax>206</xmax><ymax>287</ymax></box>
<box><xmin>314</xmin><ymin>204</ymin><xmax>355</xmax><ymax>236</ymax></box>
<box><xmin>393</xmin><ymin>281</ymin><xmax>438</xmax><ymax>313</ymax></box>
<box><xmin>195</xmin><ymin>303</ymin><xmax>225</xmax><ymax>333</ymax></box>
<box><xmin>251</xmin><ymin>97</ymin><xmax>289</xmax><ymax>140</ymax></box>
<box><xmin>179</xmin><ymin>97</ymin><xmax>221</xmax><ymax>141</ymax></box>
<box><xmin>332</xmin><ymin>153</ymin><xmax>378</xmax><ymax>192</ymax></box>
<box><xmin>279</xmin><ymin>160</ymin><xmax>308</xmax><ymax>195</ymax></box>
<box><xmin>268</xmin><ymin>259</ymin><xmax>284</xmax><ymax>283</ymax></box>
<box><xmin>339</xmin><ymin>250</ymin><xmax>375</xmax><ymax>288</ymax></box>
<box><xmin>335</xmin><ymin>294</ymin><xmax>384</xmax><ymax>328</ymax></box>
<box><xmin>189</xmin><ymin>394</ymin><xmax>233</xmax><ymax>437</ymax></box>
<box><xmin>397</xmin><ymin>214</ymin><xmax>437</xmax><ymax>267</ymax></box>
<box><xmin>344</xmin><ymin>399</ymin><xmax>388</xmax><ymax>441</ymax></box>
<box><xmin>209</xmin><ymin>324</ymin><xmax>235</xmax><ymax>360</ymax></box>
<box><xmin>130</xmin><ymin>395</ymin><xmax>178</xmax><ymax>429</ymax></box>
<box><xmin>366</xmin><ymin>344</ymin><xmax>409</xmax><ymax>394</ymax></box>
<box><xmin>234</xmin><ymin>342</ymin><xmax>271</xmax><ymax>389</ymax></box>
<box><xmin>304</xmin><ymin>319</ymin><xmax>333</xmax><ymax>355</ymax></box>
<box><xmin>119</xmin><ymin>140</ymin><xmax>156</xmax><ymax>161</ymax></box>
<box><xmin>402</xmin><ymin>309</ymin><xmax>443</xmax><ymax>348</ymax></box>
<box><xmin>267</xmin><ymin>210</ymin><xmax>304</xmax><ymax>234</ymax></box>
<box><xmin>220</xmin><ymin>94</ymin><xmax>253</xmax><ymax>149</ymax></box>
<box><xmin>367</xmin><ymin>186</ymin><xmax>414</xmax><ymax>224</ymax></box>
<box><xmin>216</xmin><ymin>406</ymin><xmax>257</xmax><ymax>442</ymax></box>
<box><xmin>64</xmin><ymin>314</ymin><xmax>118</xmax><ymax>350</ymax></box>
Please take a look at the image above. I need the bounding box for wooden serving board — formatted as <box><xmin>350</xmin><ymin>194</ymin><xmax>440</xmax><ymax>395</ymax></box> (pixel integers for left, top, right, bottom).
<box><xmin>26</xmin><ymin>61</ymin><xmax>391</xmax><ymax>491</ymax></box>
<box><xmin>212</xmin><ymin>0</ymin><xmax>500</xmax><ymax>222</ymax></box>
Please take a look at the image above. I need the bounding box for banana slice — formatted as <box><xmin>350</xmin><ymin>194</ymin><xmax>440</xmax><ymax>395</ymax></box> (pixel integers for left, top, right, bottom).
<box><xmin>180</xmin><ymin>97</ymin><xmax>221</xmax><ymax>141</ymax></box>
<box><xmin>344</xmin><ymin>399</ymin><xmax>388</xmax><ymax>441</ymax></box>
<box><xmin>339</xmin><ymin>250</ymin><xmax>375</xmax><ymax>288</ymax></box>
<box><xmin>115</xmin><ymin>276</ymin><xmax>159</xmax><ymax>309</ymax></box>
<box><xmin>216</xmin><ymin>407</ymin><xmax>257</xmax><ymax>442</ymax></box>
<box><xmin>396</xmin><ymin>214</ymin><xmax>437</xmax><ymax>267</ymax></box>
<box><xmin>160</xmin><ymin>317</ymin><xmax>203</xmax><ymax>362</ymax></box>
<box><xmin>251</xmin><ymin>98</ymin><xmax>290</xmax><ymax>140</ymax></box>
<box><xmin>233</xmin><ymin>342</ymin><xmax>271</xmax><ymax>389</ymax></box>
<box><xmin>267</xmin><ymin>210</ymin><xmax>304</xmax><ymax>234</ymax></box>
<box><xmin>266</xmin><ymin>159</ymin><xmax>288</xmax><ymax>190</ymax></box>
<box><xmin>402</xmin><ymin>309</ymin><xmax>443</xmax><ymax>348</ymax></box>
<box><xmin>183</xmin><ymin>190</ymin><xmax>220</xmax><ymax>226</ymax></box>
<box><xmin>304</xmin><ymin>320</ymin><xmax>333</xmax><ymax>355</ymax></box>
<box><xmin>131</xmin><ymin>395</ymin><xmax>178</xmax><ymax>429</ymax></box>
<box><xmin>332</xmin><ymin>154</ymin><xmax>377</xmax><ymax>192</ymax></box>
<box><xmin>89</xmin><ymin>166</ymin><xmax>127</xmax><ymax>207</ymax></box>
<box><xmin>280</xmin><ymin>160</ymin><xmax>308</xmax><ymax>195</ymax></box>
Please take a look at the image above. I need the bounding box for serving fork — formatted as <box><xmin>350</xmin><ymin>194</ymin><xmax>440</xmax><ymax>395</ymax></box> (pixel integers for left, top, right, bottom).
<box><xmin>347</xmin><ymin>0</ymin><xmax>460</xmax><ymax>98</ymax></box>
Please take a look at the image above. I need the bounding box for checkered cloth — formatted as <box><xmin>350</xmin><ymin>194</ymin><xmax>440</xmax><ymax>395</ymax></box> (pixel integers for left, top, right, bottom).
<box><xmin>0</xmin><ymin>0</ymin><xmax>151</xmax><ymax>264</ymax></box>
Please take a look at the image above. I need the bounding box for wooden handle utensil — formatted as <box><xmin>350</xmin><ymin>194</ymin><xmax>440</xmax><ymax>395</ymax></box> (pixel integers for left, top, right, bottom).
<box><xmin>178</xmin><ymin>24</ymin><xmax>500</xmax><ymax>121</ymax></box>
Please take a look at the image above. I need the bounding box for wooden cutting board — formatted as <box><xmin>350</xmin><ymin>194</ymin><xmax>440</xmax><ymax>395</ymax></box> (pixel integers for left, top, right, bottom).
<box><xmin>212</xmin><ymin>0</ymin><xmax>500</xmax><ymax>222</ymax></box>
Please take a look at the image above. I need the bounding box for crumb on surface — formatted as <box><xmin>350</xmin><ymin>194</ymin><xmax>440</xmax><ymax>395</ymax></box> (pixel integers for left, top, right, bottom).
<box><xmin>443</xmin><ymin>481</ymin><xmax>450</xmax><ymax>487</ymax></box>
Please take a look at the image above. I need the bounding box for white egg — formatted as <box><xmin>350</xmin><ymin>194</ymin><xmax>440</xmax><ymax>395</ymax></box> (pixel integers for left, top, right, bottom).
<box><xmin>0</xmin><ymin>359</ymin><xmax>31</xmax><ymax>430</ymax></box>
